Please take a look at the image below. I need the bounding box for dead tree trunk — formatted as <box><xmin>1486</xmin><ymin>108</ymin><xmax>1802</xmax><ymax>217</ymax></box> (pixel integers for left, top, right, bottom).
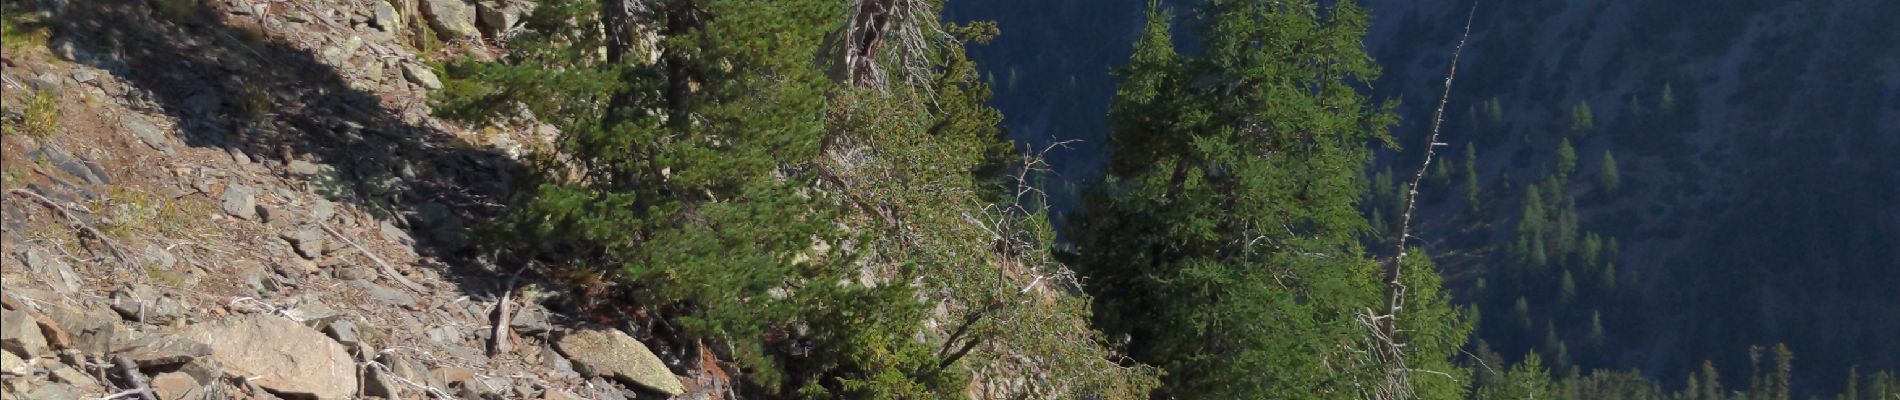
<box><xmin>834</xmin><ymin>0</ymin><xmax>895</xmax><ymax>87</ymax></box>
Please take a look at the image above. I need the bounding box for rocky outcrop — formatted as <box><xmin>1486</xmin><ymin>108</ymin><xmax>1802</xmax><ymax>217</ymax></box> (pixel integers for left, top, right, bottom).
<box><xmin>556</xmin><ymin>327</ymin><xmax>686</xmax><ymax>396</ymax></box>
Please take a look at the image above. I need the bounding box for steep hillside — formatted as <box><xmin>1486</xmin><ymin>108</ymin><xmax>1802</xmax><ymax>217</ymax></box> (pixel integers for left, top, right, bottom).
<box><xmin>0</xmin><ymin>0</ymin><xmax>715</xmax><ymax>397</ymax></box>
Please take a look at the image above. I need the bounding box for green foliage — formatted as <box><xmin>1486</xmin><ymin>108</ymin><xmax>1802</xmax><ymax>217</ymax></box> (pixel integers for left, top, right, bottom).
<box><xmin>1070</xmin><ymin>1</ymin><xmax>1464</xmax><ymax>398</ymax></box>
<box><xmin>1599</xmin><ymin>149</ymin><xmax>1621</xmax><ymax>195</ymax></box>
<box><xmin>5</xmin><ymin>89</ymin><xmax>60</xmax><ymax>139</ymax></box>
<box><xmin>1476</xmin><ymin>353</ymin><xmax>1555</xmax><ymax>400</ymax></box>
<box><xmin>1559</xmin><ymin>269</ymin><xmax>1577</xmax><ymax>304</ymax></box>
<box><xmin>436</xmin><ymin>0</ymin><xmax>1153</xmax><ymax>397</ymax></box>
<box><xmin>1569</xmin><ymin>101</ymin><xmax>1595</xmax><ymax>138</ymax></box>
<box><xmin>1660</xmin><ymin>82</ymin><xmax>1678</xmax><ymax>115</ymax></box>
<box><xmin>0</xmin><ymin>5</ymin><xmax>49</xmax><ymax>55</ymax></box>
<box><xmin>1587</xmin><ymin>310</ymin><xmax>1605</xmax><ymax>347</ymax></box>
<box><xmin>439</xmin><ymin>0</ymin><xmax>900</xmax><ymax>394</ymax></box>
<box><xmin>1556</xmin><ymin>138</ymin><xmax>1578</xmax><ymax>179</ymax></box>
<box><xmin>1463</xmin><ymin>144</ymin><xmax>1481</xmax><ymax>212</ymax></box>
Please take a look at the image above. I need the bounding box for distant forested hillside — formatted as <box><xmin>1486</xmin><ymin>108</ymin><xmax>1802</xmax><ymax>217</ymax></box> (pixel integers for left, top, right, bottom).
<box><xmin>954</xmin><ymin>0</ymin><xmax>1900</xmax><ymax>397</ymax></box>
<box><xmin>1362</xmin><ymin>0</ymin><xmax>1900</xmax><ymax>395</ymax></box>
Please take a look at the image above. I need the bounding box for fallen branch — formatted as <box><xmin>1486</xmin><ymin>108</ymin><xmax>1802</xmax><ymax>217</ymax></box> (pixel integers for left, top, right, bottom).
<box><xmin>8</xmin><ymin>189</ymin><xmax>137</xmax><ymax>268</ymax></box>
<box><xmin>316</xmin><ymin>221</ymin><xmax>427</xmax><ymax>294</ymax></box>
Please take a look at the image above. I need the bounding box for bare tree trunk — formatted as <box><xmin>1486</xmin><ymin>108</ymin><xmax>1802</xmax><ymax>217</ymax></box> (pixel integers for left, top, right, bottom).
<box><xmin>600</xmin><ymin>0</ymin><xmax>647</xmax><ymax>65</ymax></box>
<box><xmin>833</xmin><ymin>0</ymin><xmax>894</xmax><ymax>87</ymax></box>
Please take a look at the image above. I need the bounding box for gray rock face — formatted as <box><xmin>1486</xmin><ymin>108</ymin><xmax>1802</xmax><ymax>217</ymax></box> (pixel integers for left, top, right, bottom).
<box><xmin>372</xmin><ymin>0</ymin><xmax>402</xmax><ymax>33</ymax></box>
<box><xmin>311</xmin><ymin>199</ymin><xmax>337</xmax><ymax>222</ymax></box>
<box><xmin>221</xmin><ymin>184</ymin><xmax>258</xmax><ymax>220</ymax></box>
<box><xmin>420</xmin><ymin>0</ymin><xmax>479</xmax><ymax>40</ymax></box>
<box><xmin>363</xmin><ymin>362</ymin><xmax>403</xmax><ymax>398</ymax></box>
<box><xmin>0</xmin><ymin>351</ymin><xmax>26</xmax><ymax>375</ymax></box>
<box><xmin>143</xmin><ymin>244</ymin><xmax>178</xmax><ymax>269</ymax></box>
<box><xmin>510</xmin><ymin>306</ymin><xmax>552</xmax><ymax>335</ymax></box>
<box><xmin>178</xmin><ymin>315</ymin><xmax>358</xmax><ymax>399</ymax></box>
<box><xmin>31</xmin><ymin>144</ymin><xmax>108</xmax><ymax>185</ymax></box>
<box><xmin>150</xmin><ymin>372</ymin><xmax>206</xmax><ymax>400</ymax></box>
<box><xmin>352</xmin><ymin>280</ymin><xmax>417</xmax><ymax>309</ymax></box>
<box><xmin>20</xmin><ymin>249</ymin><xmax>80</xmax><ymax>293</ymax></box>
<box><xmin>1</xmin><ymin>309</ymin><xmax>50</xmax><ymax>358</ymax></box>
<box><xmin>109</xmin><ymin>286</ymin><xmax>188</xmax><ymax>325</ymax></box>
<box><xmin>555</xmin><ymin>328</ymin><xmax>684</xmax><ymax>396</ymax></box>
<box><xmin>322</xmin><ymin>319</ymin><xmax>360</xmax><ymax>347</ymax></box>
<box><xmin>475</xmin><ymin>0</ymin><xmax>531</xmax><ymax>38</ymax></box>
<box><xmin>121</xmin><ymin>115</ymin><xmax>176</xmax><ymax>155</ymax></box>
<box><xmin>38</xmin><ymin>305</ymin><xmax>134</xmax><ymax>355</ymax></box>
<box><xmin>112</xmin><ymin>334</ymin><xmax>212</xmax><ymax>367</ymax></box>
<box><xmin>401</xmin><ymin>62</ymin><xmax>444</xmax><ymax>90</ymax></box>
<box><xmin>281</xmin><ymin>225</ymin><xmax>328</xmax><ymax>260</ymax></box>
<box><xmin>288</xmin><ymin>160</ymin><xmax>323</xmax><ymax>176</ymax></box>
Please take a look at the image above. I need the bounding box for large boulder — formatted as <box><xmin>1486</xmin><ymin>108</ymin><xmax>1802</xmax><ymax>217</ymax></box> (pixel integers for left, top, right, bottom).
<box><xmin>419</xmin><ymin>0</ymin><xmax>479</xmax><ymax>40</ymax></box>
<box><xmin>38</xmin><ymin>304</ymin><xmax>135</xmax><ymax>354</ymax></box>
<box><xmin>555</xmin><ymin>328</ymin><xmax>684</xmax><ymax>397</ymax></box>
<box><xmin>475</xmin><ymin>0</ymin><xmax>532</xmax><ymax>38</ymax></box>
<box><xmin>178</xmin><ymin>315</ymin><xmax>357</xmax><ymax>399</ymax></box>
<box><xmin>221</xmin><ymin>183</ymin><xmax>257</xmax><ymax>220</ymax></box>
<box><xmin>0</xmin><ymin>309</ymin><xmax>49</xmax><ymax>358</ymax></box>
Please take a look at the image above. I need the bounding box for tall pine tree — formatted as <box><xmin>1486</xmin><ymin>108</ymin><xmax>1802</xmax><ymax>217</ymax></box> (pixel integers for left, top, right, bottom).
<box><xmin>1070</xmin><ymin>1</ymin><xmax>1466</xmax><ymax>397</ymax></box>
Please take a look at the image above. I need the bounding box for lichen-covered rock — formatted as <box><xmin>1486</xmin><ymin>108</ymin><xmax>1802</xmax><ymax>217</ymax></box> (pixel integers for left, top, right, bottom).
<box><xmin>419</xmin><ymin>0</ymin><xmax>478</xmax><ymax>40</ymax></box>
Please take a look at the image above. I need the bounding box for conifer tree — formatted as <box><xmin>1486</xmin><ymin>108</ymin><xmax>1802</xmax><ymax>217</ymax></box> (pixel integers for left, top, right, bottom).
<box><xmin>1557</xmin><ymin>138</ymin><xmax>1579</xmax><ymax>179</ymax></box>
<box><xmin>1701</xmin><ymin>360</ymin><xmax>1726</xmax><ymax>400</ymax></box>
<box><xmin>1070</xmin><ymin>1</ymin><xmax>1466</xmax><ymax>397</ymax></box>
<box><xmin>1600</xmin><ymin>149</ymin><xmax>1622</xmax><ymax>195</ymax></box>
<box><xmin>1661</xmin><ymin>82</ymin><xmax>1678</xmax><ymax>115</ymax></box>
<box><xmin>1570</xmin><ymin>101</ymin><xmax>1596</xmax><ymax>138</ymax></box>
<box><xmin>431</xmin><ymin>0</ymin><xmax>1152</xmax><ymax>396</ymax></box>
<box><xmin>1464</xmin><ymin>144</ymin><xmax>1482</xmax><ymax>212</ymax></box>
<box><xmin>1588</xmin><ymin>310</ymin><xmax>1606</xmax><ymax>347</ymax></box>
<box><xmin>1476</xmin><ymin>353</ymin><xmax>1554</xmax><ymax>399</ymax></box>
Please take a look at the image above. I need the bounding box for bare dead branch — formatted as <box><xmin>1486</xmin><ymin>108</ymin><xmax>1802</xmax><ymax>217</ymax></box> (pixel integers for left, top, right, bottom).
<box><xmin>316</xmin><ymin>221</ymin><xmax>428</xmax><ymax>294</ymax></box>
<box><xmin>1369</xmin><ymin>3</ymin><xmax>1478</xmax><ymax>399</ymax></box>
<box><xmin>7</xmin><ymin>189</ymin><xmax>137</xmax><ymax>268</ymax></box>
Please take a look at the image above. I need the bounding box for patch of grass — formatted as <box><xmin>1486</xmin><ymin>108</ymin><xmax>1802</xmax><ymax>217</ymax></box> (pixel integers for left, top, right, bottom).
<box><xmin>146</xmin><ymin>264</ymin><xmax>189</xmax><ymax>287</ymax></box>
<box><xmin>0</xmin><ymin>8</ymin><xmax>50</xmax><ymax>55</ymax></box>
<box><xmin>93</xmin><ymin>187</ymin><xmax>210</xmax><ymax>243</ymax></box>
<box><xmin>2</xmin><ymin>166</ymin><xmax>28</xmax><ymax>190</ymax></box>
<box><xmin>4</xmin><ymin>89</ymin><xmax>61</xmax><ymax>139</ymax></box>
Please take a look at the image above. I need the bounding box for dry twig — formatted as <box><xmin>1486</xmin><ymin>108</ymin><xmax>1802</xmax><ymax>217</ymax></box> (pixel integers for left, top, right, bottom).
<box><xmin>316</xmin><ymin>221</ymin><xmax>427</xmax><ymax>293</ymax></box>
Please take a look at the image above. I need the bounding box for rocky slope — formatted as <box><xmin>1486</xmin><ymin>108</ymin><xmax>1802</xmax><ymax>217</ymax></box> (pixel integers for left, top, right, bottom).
<box><xmin>1</xmin><ymin>0</ymin><xmax>723</xmax><ymax>398</ymax></box>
